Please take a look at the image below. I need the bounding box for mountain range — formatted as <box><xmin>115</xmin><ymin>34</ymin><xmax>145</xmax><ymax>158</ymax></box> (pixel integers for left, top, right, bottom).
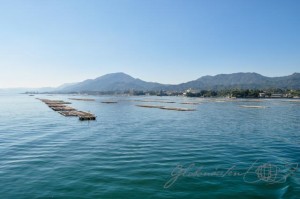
<box><xmin>2</xmin><ymin>72</ymin><xmax>298</xmax><ymax>93</ymax></box>
<box><xmin>55</xmin><ymin>72</ymin><xmax>300</xmax><ymax>92</ymax></box>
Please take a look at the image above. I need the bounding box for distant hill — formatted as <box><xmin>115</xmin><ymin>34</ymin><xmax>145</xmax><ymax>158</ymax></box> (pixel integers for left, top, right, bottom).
<box><xmin>167</xmin><ymin>72</ymin><xmax>300</xmax><ymax>91</ymax></box>
<box><xmin>58</xmin><ymin>72</ymin><xmax>166</xmax><ymax>92</ymax></box>
<box><xmin>57</xmin><ymin>72</ymin><xmax>300</xmax><ymax>92</ymax></box>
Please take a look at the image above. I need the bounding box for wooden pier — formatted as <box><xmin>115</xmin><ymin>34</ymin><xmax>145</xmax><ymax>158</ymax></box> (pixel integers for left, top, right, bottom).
<box><xmin>38</xmin><ymin>98</ymin><xmax>96</xmax><ymax>121</ymax></box>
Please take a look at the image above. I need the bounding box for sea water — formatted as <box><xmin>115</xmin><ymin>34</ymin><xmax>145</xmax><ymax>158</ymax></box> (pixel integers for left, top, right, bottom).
<box><xmin>0</xmin><ymin>93</ymin><xmax>299</xmax><ymax>198</ymax></box>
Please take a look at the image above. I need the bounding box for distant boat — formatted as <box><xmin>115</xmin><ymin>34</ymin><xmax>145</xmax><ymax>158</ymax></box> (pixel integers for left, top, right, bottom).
<box><xmin>29</xmin><ymin>94</ymin><xmax>35</xmax><ymax>96</ymax></box>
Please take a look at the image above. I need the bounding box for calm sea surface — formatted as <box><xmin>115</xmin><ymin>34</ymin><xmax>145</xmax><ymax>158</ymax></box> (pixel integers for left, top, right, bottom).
<box><xmin>0</xmin><ymin>93</ymin><xmax>299</xmax><ymax>199</ymax></box>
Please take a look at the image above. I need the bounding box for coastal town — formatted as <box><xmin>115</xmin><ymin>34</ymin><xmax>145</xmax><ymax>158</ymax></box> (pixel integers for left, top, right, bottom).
<box><xmin>25</xmin><ymin>88</ymin><xmax>300</xmax><ymax>99</ymax></box>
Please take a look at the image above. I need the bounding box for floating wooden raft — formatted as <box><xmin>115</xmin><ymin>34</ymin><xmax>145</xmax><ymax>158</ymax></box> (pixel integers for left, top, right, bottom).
<box><xmin>239</xmin><ymin>105</ymin><xmax>267</xmax><ymax>109</ymax></box>
<box><xmin>136</xmin><ymin>104</ymin><xmax>195</xmax><ymax>111</ymax></box>
<box><xmin>39</xmin><ymin>98</ymin><xmax>71</xmax><ymax>104</ymax></box>
<box><xmin>101</xmin><ymin>101</ymin><xmax>118</xmax><ymax>104</ymax></box>
<box><xmin>47</xmin><ymin>104</ymin><xmax>67</xmax><ymax>108</ymax></box>
<box><xmin>58</xmin><ymin>111</ymin><xmax>96</xmax><ymax>121</ymax></box>
<box><xmin>78</xmin><ymin>112</ymin><xmax>97</xmax><ymax>121</ymax></box>
<box><xmin>68</xmin><ymin>98</ymin><xmax>95</xmax><ymax>101</ymax></box>
<box><xmin>133</xmin><ymin>100</ymin><xmax>176</xmax><ymax>103</ymax></box>
<box><xmin>38</xmin><ymin>99</ymin><xmax>96</xmax><ymax>121</ymax></box>
<box><xmin>160</xmin><ymin>107</ymin><xmax>196</xmax><ymax>111</ymax></box>
<box><xmin>180</xmin><ymin>102</ymin><xmax>200</xmax><ymax>105</ymax></box>
<box><xmin>58</xmin><ymin>111</ymin><xmax>80</xmax><ymax>117</ymax></box>
<box><xmin>51</xmin><ymin>106</ymin><xmax>77</xmax><ymax>111</ymax></box>
<box><xmin>136</xmin><ymin>105</ymin><xmax>164</xmax><ymax>108</ymax></box>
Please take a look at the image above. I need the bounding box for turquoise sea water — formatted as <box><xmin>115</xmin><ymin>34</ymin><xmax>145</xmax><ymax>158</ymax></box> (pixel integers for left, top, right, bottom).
<box><xmin>0</xmin><ymin>93</ymin><xmax>299</xmax><ymax>199</ymax></box>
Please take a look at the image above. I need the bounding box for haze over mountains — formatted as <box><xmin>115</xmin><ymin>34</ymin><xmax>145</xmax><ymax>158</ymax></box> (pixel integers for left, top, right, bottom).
<box><xmin>56</xmin><ymin>72</ymin><xmax>300</xmax><ymax>92</ymax></box>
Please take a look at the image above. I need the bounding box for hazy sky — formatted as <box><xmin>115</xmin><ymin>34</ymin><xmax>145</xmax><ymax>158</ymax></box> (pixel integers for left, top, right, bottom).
<box><xmin>0</xmin><ymin>0</ymin><xmax>299</xmax><ymax>88</ymax></box>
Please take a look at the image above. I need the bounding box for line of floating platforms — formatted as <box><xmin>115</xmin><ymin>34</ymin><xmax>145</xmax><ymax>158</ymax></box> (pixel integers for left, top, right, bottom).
<box><xmin>136</xmin><ymin>104</ymin><xmax>196</xmax><ymax>111</ymax></box>
<box><xmin>68</xmin><ymin>98</ymin><xmax>95</xmax><ymax>101</ymax></box>
<box><xmin>38</xmin><ymin>99</ymin><xmax>96</xmax><ymax>121</ymax></box>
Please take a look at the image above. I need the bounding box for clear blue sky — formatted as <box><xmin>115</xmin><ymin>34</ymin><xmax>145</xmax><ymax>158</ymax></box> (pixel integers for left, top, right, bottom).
<box><xmin>0</xmin><ymin>0</ymin><xmax>299</xmax><ymax>88</ymax></box>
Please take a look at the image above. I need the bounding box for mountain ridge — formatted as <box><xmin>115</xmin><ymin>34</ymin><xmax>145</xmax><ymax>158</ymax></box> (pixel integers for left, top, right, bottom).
<box><xmin>56</xmin><ymin>72</ymin><xmax>300</xmax><ymax>92</ymax></box>
<box><xmin>58</xmin><ymin>72</ymin><xmax>166</xmax><ymax>92</ymax></box>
